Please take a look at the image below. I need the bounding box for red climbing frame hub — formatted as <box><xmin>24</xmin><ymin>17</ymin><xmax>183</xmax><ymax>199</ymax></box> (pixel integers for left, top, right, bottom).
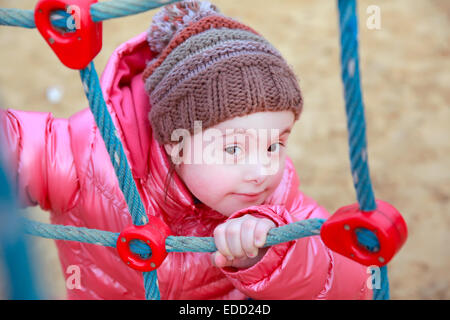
<box><xmin>320</xmin><ymin>199</ymin><xmax>408</xmax><ymax>267</ymax></box>
<box><xmin>34</xmin><ymin>0</ymin><xmax>102</xmax><ymax>70</ymax></box>
<box><xmin>116</xmin><ymin>216</ymin><xmax>172</xmax><ymax>272</ymax></box>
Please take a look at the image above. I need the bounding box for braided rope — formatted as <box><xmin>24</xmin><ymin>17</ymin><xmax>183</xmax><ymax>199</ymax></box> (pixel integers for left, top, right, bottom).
<box><xmin>90</xmin><ymin>0</ymin><xmax>179</xmax><ymax>22</ymax></box>
<box><xmin>337</xmin><ymin>0</ymin><xmax>388</xmax><ymax>300</ymax></box>
<box><xmin>21</xmin><ymin>214</ymin><xmax>326</xmax><ymax>299</ymax></box>
<box><xmin>0</xmin><ymin>8</ymin><xmax>35</xmax><ymax>28</ymax></box>
<box><xmin>22</xmin><ymin>217</ymin><xmax>326</xmax><ymax>254</ymax></box>
<box><xmin>0</xmin><ymin>1</ymin><xmax>180</xmax><ymax>28</ymax></box>
<box><xmin>79</xmin><ymin>63</ymin><xmax>148</xmax><ymax>227</ymax></box>
<box><xmin>337</xmin><ymin>0</ymin><xmax>376</xmax><ymax>212</ymax></box>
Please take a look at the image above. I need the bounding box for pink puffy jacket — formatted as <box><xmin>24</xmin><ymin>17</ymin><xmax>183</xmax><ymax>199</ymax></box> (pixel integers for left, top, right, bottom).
<box><xmin>0</xmin><ymin>32</ymin><xmax>371</xmax><ymax>300</ymax></box>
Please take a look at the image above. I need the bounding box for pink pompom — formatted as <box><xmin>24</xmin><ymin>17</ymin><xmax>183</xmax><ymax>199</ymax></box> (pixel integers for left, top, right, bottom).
<box><xmin>147</xmin><ymin>0</ymin><xmax>221</xmax><ymax>55</ymax></box>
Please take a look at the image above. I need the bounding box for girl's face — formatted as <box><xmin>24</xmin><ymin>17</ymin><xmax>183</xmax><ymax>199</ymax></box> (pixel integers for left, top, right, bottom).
<box><xmin>164</xmin><ymin>111</ymin><xmax>295</xmax><ymax>217</ymax></box>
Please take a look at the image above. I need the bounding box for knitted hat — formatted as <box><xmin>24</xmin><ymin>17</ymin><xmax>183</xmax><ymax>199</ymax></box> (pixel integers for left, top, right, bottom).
<box><xmin>144</xmin><ymin>0</ymin><xmax>303</xmax><ymax>145</ymax></box>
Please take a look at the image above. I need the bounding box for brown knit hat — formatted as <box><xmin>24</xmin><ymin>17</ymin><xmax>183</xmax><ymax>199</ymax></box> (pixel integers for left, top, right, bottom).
<box><xmin>144</xmin><ymin>0</ymin><xmax>303</xmax><ymax>145</ymax></box>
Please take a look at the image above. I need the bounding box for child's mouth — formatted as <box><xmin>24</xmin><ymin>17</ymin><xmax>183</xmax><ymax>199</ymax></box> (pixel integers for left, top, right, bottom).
<box><xmin>233</xmin><ymin>189</ymin><xmax>267</xmax><ymax>201</ymax></box>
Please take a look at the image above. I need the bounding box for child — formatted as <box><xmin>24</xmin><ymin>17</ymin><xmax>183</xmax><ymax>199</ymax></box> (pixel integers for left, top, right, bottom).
<box><xmin>0</xmin><ymin>1</ymin><xmax>371</xmax><ymax>299</ymax></box>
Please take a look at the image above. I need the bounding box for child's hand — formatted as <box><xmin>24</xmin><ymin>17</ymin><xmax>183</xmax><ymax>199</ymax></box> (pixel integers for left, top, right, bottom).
<box><xmin>212</xmin><ymin>214</ymin><xmax>275</xmax><ymax>269</ymax></box>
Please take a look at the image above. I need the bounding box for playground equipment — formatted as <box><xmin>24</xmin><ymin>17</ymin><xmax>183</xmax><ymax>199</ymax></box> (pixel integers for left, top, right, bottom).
<box><xmin>0</xmin><ymin>0</ymin><xmax>407</xmax><ymax>300</ymax></box>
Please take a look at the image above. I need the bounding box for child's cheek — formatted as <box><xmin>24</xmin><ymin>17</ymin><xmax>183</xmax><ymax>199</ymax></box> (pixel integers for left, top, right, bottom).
<box><xmin>202</xmin><ymin>165</ymin><xmax>239</xmax><ymax>198</ymax></box>
<box><xmin>182</xmin><ymin>164</ymin><xmax>235</xmax><ymax>204</ymax></box>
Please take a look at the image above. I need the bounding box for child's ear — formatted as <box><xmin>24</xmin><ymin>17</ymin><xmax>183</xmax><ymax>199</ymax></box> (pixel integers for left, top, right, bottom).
<box><xmin>164</xmin><ymin>142</ymin><xmax>184</xmax><ymax>166</ymax></box>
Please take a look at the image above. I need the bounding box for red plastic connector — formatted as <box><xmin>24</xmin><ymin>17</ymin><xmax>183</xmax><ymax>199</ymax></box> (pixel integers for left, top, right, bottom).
<box><xmin>116</xmin><ymin>216</ymin><xmax>171</xmax><ymax>272</ymax></box>
<box><xmin>320</xmin><ymin>199</ymin><xmax>408</xmax><ymax>266</ymax></box>
<box><xmin>34</xmin><ymin>0</ymin><xmax>102</xmax><ymax>69</ymax></box>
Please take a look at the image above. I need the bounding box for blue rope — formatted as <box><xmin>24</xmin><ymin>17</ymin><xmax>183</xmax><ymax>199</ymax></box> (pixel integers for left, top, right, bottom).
<box><xmin>375</xmin><ymin>266</ymin><xmax>390</xmax><ymax>300</ymax></box>
<box><xmin>21</xmin><ymin>217</ymin><xmax>326</xmax><ymax>254</ymax></box>
<box><xmin>337</xmin><ymin>0</ymin><xmax>388</xmax><ymax>300</ymax></box>
<box><xmin>0</xmin><ymin>9</ymin><xmax>35</xmax><ymax>28</ymax></box>
<box><xmin>90</xmin><ymin>0</ymin><xmax>180</xmax><ymax>22</ymax></box>
<box><xmin>79</xmin><ymin>63</ymin><xmax>147</xmax><ymax>227</ymax></box>
<box><xmin>337</xmin><ymin>0</ymin><xmax>376</xmax><ymax>212</ymax></box>
<box><xmin>0</xmin><ymin>0</ymin><xmax>180</xmax><ymax>28</ymax></box>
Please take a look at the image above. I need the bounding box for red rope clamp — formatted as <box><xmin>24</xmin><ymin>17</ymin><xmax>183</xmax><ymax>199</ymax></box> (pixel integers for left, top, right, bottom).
<box><xmin>320</xmin><ymin>199</ymin><xmax>408</xmax><ymax>267</ymax></box>
<box><xmin>34</xmin><ymin>0</ymin><xmax>102</xmax><ymax>69</ymax></box>
<box><xmin>116</xmin><ymin>216</ymin><xmax>171</xmax><ymax>272</ymax></box>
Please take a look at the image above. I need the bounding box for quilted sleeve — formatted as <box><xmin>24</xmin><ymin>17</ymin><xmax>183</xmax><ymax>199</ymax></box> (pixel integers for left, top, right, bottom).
<box><xmin>0</xmin><ymin>109</ymin><xmax>80</xmax><ymax>214</ymax></box>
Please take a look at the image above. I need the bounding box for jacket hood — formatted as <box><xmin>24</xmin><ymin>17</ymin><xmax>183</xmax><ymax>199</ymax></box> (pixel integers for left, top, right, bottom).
<box><xmin>99</xmin><ymin>32</ymin><xmax>198</xmax><ymax>222</ymax></box>
<box><xmin>99</xmin><ymin>32</ymin><xmax>301</xmax><ymax>226</ymax></box>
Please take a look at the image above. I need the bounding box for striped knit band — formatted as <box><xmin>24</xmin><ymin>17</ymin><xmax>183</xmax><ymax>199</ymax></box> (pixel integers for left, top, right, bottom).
<box><xmin>150</xmin><ymin>39</ymin><xmax>284</xmax><ymax>103</ymax></box>
<box><xmin>145</xmin><ymin>28</ymin><xmax>278</xmax><ymax>94</ymax></box>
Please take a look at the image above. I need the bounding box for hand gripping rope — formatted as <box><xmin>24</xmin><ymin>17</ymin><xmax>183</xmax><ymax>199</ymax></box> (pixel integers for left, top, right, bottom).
<box><xmin>0</xmin><ymin>0</ymin><xmax>407</xmax><ymax>300</ymax></box>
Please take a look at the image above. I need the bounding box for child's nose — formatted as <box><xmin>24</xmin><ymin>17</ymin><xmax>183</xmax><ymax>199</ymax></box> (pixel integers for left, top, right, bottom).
<box><xmin>243</xmin><ymin>163</ymin><xmax>269</xmax><ymax>185</ymax></box>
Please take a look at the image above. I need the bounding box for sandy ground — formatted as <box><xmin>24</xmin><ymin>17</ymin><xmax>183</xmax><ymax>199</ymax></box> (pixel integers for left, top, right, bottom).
<box><xmin>0</xmin><ymin>0</ymin><xmax>448</xmax><ymax>299</ymax></box>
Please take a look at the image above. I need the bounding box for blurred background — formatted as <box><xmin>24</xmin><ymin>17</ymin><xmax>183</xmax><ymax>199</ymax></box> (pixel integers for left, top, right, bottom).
<box><xmin>0</xmin><ymin>0</ymin><xmax>448</xmax><ymax>299</ymax></box>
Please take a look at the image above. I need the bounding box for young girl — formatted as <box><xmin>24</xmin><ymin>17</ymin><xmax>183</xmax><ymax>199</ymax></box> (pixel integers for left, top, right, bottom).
<box><xmin>0</xmin><ymin>1</ymin><xmax>371</xmax><ymax>299</ymax></box>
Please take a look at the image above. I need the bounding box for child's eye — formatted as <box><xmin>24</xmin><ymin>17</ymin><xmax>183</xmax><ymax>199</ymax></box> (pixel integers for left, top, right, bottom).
<box><xmin>268</xmin><ymin>142</ymin><xmax>284</xmax><ymax>153</ymax></box>
<box><xmin>224</xmin><ymin>145</ymin><xmax>242</xmax><ymax>155</ymax></box>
